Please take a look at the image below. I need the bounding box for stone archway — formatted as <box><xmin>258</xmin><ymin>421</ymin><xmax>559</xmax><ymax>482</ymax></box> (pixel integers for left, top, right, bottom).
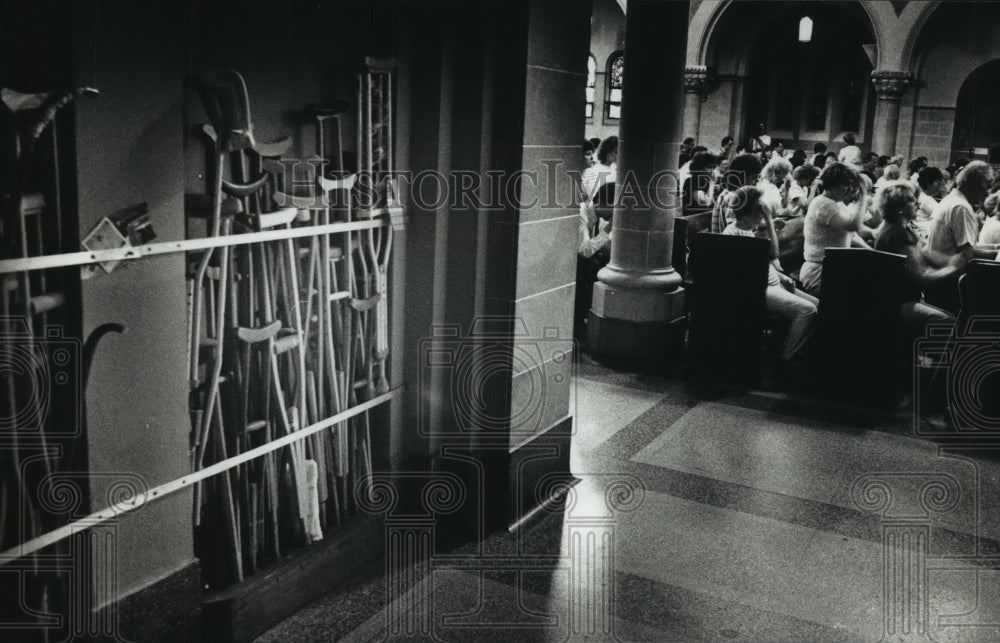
<box><xmin>907</xmin><ymin>1</ymin><xmax>1000</xmax><ymax>166</ymax></box>
<box><xmin>950</xmin><ymin>60</ymin><xmax>1000</xmax><ymax>163</ymax></box>
<box><xmin>684</xmin><ymin>1</ymin><xmax>880</xmax><ymax>154</ymax></box>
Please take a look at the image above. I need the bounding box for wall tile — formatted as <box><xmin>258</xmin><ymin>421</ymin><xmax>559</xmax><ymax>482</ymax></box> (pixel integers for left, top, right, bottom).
<box><xmin>513</xmin><ymin>283</ymin><xmax>575</xmax><ymax>341</ymax></box>
<box><xmin>507</xmin><ymin>351</ymin><xmax>573</xmax><ymax>449</ymax></box>
<box><xmin>516</xmin><ymin>214</ymin><xmax>578</xmax><ymax>299</ymax></box>
<box><xmin>527</xmin><ymin>0</ymin><xmax>592</xmax><ymax>72</ymax></box>
<box><xmin>523</xmin><ymin>67</ymin><xmax>588</xmax><ymax>146</ymax></box>
<box><xmin>519</xmin><ymin>146</ymin><xmax>585</xmax><ymax>223</ymax></box>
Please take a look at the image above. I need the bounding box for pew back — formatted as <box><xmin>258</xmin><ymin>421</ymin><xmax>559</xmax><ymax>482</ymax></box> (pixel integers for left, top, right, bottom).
<box><xmin>958</xmin><ymin>259</ymin><xmax>1000</xmax><ymax>331</ymax></box>
<box><xmin>672</xmin><ymin>210</ymin><xmax>715</xmax><ymax>281</ymax></box>
<box><xmin>812</xmin><ymin>248</ymin><xmax>906</xmax><ymax>403</ymax></box>
<box><xmin>687</xmin><ymin>232</ymin><xmax>770</xmax><ymax>380</ymax></box>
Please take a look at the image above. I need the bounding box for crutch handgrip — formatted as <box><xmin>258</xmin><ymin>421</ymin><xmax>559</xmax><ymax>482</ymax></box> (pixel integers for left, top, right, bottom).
<box><xmin>222</xmin><ymin>174</ymin><xmax>270</xmax><ymax>198</ymax></box>
<box><xmin>349</xmin><ymin>295</ymin><xmax>379</xmax><ymax>311</ymax></box>
<box><xmin>248</xmin><ymin>207</ymin><xmax>297</xmax><ymax>230</ymax></box>
<box><xmin>317</xmin><ymin>173</ymin><xmax>356</xmax><ymax>193</ymax></box>
<box><xmin>236</xmin><ymin>320</ymin><xmax>282</xmax><ymax>344</ymax></box>
<box><xmin>252</xmin><ymin>136</ymin><xmax>292</xmax><ymax>159</ymax></box>
<box><xmin>273</xmin><ymin>331</ymin><xmax>301</xmax><ymax>355</ymax></box>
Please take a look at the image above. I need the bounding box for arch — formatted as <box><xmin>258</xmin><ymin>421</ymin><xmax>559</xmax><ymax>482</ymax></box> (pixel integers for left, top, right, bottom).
<box><xmin>900</xmin><ymin>0</ymin><xmax>945</xmax><ymax>74</ymax></box>
<box><xmin>949</xmin><ymin>59</ymin><xmax>1000</xmax><ymax>160</ymax></box>
<box><xmin>688</xmin><ymin>0</ymin><xmax>731</xmax><ymax>68</ymax></box>
<box><xmin>691</xmin><ymin>0</ymin><xmax>883</xmax><ymax>71</ymax></box>
<box><xmin>911</xmin><ymin>2</ymin><xmax>1000</xmax><ymax>108</ymax></box>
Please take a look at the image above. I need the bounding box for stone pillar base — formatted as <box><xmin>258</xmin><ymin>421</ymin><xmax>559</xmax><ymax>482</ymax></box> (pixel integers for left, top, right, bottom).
<box><xmin>587</xmin><ymin>282</ymin><xmax>686</xmax><ymax>365</ymax></box>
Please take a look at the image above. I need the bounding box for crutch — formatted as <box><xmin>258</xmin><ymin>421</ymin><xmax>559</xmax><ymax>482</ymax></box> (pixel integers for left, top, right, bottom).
<box><xmin>317</xmin><ymin>173</ymin><xmax>356</xmax><ymax>518</ymax></box>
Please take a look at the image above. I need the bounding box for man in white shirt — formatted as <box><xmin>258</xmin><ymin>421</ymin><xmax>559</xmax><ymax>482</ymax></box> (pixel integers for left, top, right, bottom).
<box><xmin>928</xmin><ymin>161</ymin><xmax>999</xmax><ymax>259</ymax></box>
<box><xmin>837</xmin><ymin>133</ymin><xmax>863</xmax><ymax>167</ymax></box>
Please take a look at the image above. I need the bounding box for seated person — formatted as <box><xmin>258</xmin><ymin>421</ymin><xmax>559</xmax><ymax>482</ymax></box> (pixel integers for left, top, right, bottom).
<box><xmin>711</xmin><ymin>153</ymin><xmax>762</xmax><ymax>233</ymax></box>
<box><xmin>858</xmin><ymin>173</ymin><xmax>881</xmax><ymax>244</ymax></box>
<box><xmin>810</xmin><ymin>142</ymin><xmax>828</xmax><ymax>168</ymax></box>
<box><xmin>978</xmin><ymin>191</ymin><xmax>1000</xmax><ymax>246</ymax></box>
<box><xmin>799</xmin><ymin>162</ymin><xmax>869</xmax><ymax>296</ymax></box>
<box><xmin>758</xmin><ymin>156</ymin><xmax>794</xmax><ymax>219</ymax></box>
<box><xmin>915</xmin><ymin>167</ymin><xmax>944</xmax><ymax>243</ymax></box>
<box><xmin>927</xmin><ymin>160</ymin><xmax>1000</xmax><ymax>259</ymax></box>
<box><xmin>575</xmin><ymin>204</ymin><xmax>611</xmax><ymax>342</ymax></box>
<box><xmin>789</xmin><ymin>164</ymin><xmax>820</xmax><ymax>218</ymax></box>
<box><xmin>579</xmin><ymin>139</ymin><xmax>599</xmax><ymax>198</ymax></box>
<box><xmin>574</xmin><ymin>137</ymin><xmax>618</xmax><ymax>340</ymax></box>
<box><xmin>723</xmin><ymin>186</ymin><xmax>818</xmax><ymax>364</ymax></box>
<box><xmin>678</xmin><ymin>145</ymin><xmax>708</xmax><ymax>187</ymax></box>
<box><xmin>837</xmin><ymin>133</ymin><xmax>863</xmax><ymax>167</ymax></box>
<box><xmin>874</xmin><ymin>181</ymin><xmax>969</xmax><ymax>338</ymax></box>
<box><xmin>682</xmin><ymin>151</ymin><xmax>719</xmax><ymax>216</ymax></box>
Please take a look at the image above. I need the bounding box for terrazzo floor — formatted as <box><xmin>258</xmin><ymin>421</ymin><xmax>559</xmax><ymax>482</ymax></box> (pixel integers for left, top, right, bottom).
<box><xmin>255</xmin><ymin>354</ymin><xmax>1000</xmax><ymax>642</ymax></box>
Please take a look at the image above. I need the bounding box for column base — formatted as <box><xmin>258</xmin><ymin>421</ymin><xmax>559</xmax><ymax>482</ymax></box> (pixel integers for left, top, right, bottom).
<box><xmin>586</xmin><ymin>307</ymin><xmax>686</xmax><ymax>367</ymax></box>
<box><xmin>586</xmin><ymin>283</ymin><xmax>686</xmax><ymax>366</ymax></box>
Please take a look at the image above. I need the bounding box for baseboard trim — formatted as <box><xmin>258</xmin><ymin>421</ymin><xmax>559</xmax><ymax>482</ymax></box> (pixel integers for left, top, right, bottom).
<box><xmin>201</xmin><ymin>515</ymin><xmax>382</xmax><ymax>642</ymax></box>
<box><xmin>95</xmin><ymin>559</ymin><xmax>202</xmax><ymax>643</ymax></box>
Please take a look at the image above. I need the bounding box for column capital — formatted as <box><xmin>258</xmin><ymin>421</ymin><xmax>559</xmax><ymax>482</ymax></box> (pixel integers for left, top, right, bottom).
<box><xmin>851</xmin><ymin>472</ymin><xmax>962</xmax><ymax>520</ymax></box>
<box><xmin>683</xmin><ymin>65</ymin><xmax>715</xmax><ymax>99</ymax></box>
<box><xmin>870</xmin><ymin>70</ymin><xmax>913</xmax><ymax>101</ymax></box>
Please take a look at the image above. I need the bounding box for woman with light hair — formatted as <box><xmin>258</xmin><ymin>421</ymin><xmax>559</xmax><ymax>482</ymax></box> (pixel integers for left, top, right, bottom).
<box><xmin>874</xmin><ymin>181</ymin><xmax>968</xmax><ymax>336</ymax></box>
<box><xmin>758</xmin><ymin>155</ymin><xmax>795</xmax><ymax>219</ymax></box>
<box><xmin>978</xmin><ymin>191</ymin><xmax>1000</xmax><ymax>246</ymax></box>
<box><xmin>755</xmin><ymin>155</ymin><xmax>794</xmax><ymax>264</ymax></box>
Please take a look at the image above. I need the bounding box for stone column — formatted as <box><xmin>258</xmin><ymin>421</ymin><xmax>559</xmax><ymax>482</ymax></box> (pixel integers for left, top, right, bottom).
<box><xmin>588</xmin><ymin>0</ymin><xmax>690</xmax><ymax>363</ymax></box>
<box><xmin>870</xmin><ymin>70</ymin><xmax>912</xmax><ymax>156</ymax></box>
<box><xmin>682</xmin><ymin>66</ymin><xmax>713</xmax><ymax>144</ymax></box>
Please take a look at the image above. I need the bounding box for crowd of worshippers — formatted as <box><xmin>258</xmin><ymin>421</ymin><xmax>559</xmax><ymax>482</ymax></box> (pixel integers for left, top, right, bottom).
<box><xmin>577</xmin><ymin>131</ymin><xmax>1000</xmax><ymax>370</ymax></box>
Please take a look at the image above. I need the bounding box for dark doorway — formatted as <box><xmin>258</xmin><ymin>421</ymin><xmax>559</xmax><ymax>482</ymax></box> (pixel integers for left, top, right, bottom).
<box><xmin>951</xmin><ymin>59</ymin><xmax>1000</xmax><ymax>163</ymax></box>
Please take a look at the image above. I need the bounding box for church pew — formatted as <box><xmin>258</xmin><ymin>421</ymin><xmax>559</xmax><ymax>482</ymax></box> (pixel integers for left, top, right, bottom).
<box><xmin>957</xmin><ymin>259</ymin><xmax>1000</xmax><ymax>331</ymax></box>
<box><xmin>811</xmin><ymin>248</ymin><xmax>906</xmax><ymax>405</ymax></box>
<box><xmin>672</xmin><ymin>210</ymin><xmax>714</xmax><ymax>282</ymax></box>
<box><xmin>686</xmin><ymin>232</ymin><xmax>770</xmax><ymax>381</ymax></box>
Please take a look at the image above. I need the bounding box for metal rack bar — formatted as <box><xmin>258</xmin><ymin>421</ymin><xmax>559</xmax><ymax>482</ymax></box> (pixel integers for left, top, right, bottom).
<box><xmin>0</xmin><ymin>219</ymin><xmax>386</xmax><ymax>275</ymax></box>
<box><xmin>0</xmin><ymin>386</ymin><xmax>401</xmax><ymax>565</ymax></box>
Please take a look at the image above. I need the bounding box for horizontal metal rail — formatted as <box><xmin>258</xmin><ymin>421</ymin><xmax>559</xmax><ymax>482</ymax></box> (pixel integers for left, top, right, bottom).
<box><xmin>0</xmin><ymin>219</ymin><xmax>385</xmax><ymax>275</ymax></box>
<box><xmin>0</xmin><ymin>387</ymin><xmax>401</xmax><ymax>564</ymax></box>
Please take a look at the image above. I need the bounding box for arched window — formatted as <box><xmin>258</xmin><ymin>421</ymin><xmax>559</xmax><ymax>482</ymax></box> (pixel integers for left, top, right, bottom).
<box><xmin>606</xmin><ymin>52</ymin><xmax>624</xmax><ymax>121</ymax></box>
<box><xmin>586</xmin><ymin>54</ymin><xmax>596</xmax><ymax>119</ymax></box>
